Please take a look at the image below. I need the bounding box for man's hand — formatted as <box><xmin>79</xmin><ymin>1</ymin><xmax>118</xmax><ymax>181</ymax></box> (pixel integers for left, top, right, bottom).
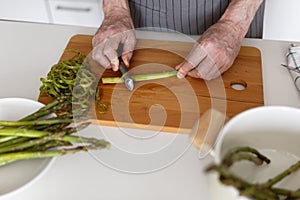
<box><xmin>176</xmin><ymin>20</ymin><xmax>242</xmax><ymax>80</ymax></box>
<box><xmin>92</xmin><ymin>0</ymin><xmax>136</xmax><ymax>71</ymax></box>
<box><xmin>176</xmin><ymin>0</ymin><xmax>263</xmax><ymax>80</ymax></box>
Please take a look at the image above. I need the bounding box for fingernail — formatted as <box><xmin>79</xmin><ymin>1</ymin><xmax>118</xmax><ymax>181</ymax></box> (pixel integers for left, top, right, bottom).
<box><xmin>112</xmin><ymin>65</ymin><xmax>118</xmax><ymax>71</ymax></box>
<box><xmin>177</xmin><ymin>72</ymin><xmax>184</xmax><ymax>79</ymax></box>
<box><xmin>112</xmin><ymin>57</ymin><xmax>119</xmax><ymax>65</ymax></box>
<box><xmin>123</xmin><ymin>58</ymin><xmax>129</xmax><ymax>67</ymax></box>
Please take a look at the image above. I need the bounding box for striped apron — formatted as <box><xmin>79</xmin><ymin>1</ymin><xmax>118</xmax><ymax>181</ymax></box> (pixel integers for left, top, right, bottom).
<box><xmin>128</xmin><ymin>0</ymin><xmax>265</xmax><ymax>38</ymax></box>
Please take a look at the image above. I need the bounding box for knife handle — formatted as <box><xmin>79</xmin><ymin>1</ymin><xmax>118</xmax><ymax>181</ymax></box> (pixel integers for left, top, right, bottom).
<box><xmin>118</xmin><ymin>56</ymin><xmax>127</xmax><ymax>73</ymax></box>
<box><xmin>119</xmin><ymin>62</ymin><xmax>129</xmax><ymax>74</ymax></box>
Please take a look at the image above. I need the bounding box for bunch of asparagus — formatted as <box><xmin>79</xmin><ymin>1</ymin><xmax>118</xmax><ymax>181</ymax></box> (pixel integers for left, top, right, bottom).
<box><xmin>206</xmin><ymin>146</ymin><xmax>300</xmax><ymax>200</ymax></box>
<box><xmin>0</xmin><ymin>96</ymin><xmax>110</xmax><ymax>167</ymax></box>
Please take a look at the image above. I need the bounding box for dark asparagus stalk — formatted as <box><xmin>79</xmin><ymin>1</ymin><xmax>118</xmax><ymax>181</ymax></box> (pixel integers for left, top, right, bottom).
<box><xmin>26</xmin><ymin>140</ymin><xmax>71</xmax><ymax>152</ymax></box>
<box><xmin>0</xmin><ymin>143</ymin><xmax>109</xmax><ymax>167</ymax></box>
<box><xmin>0</xmin><ymin>137</ymin><xmax>29</xmax><ymax>149</ymax></box>
<box><xmin>222</xmin><ymin>146</ymin><xmax>271</xmax><ymax>167</ymax></box>
<box><xmin>0</xmin><ymin>126</ymin><xmax>105</xmax><ymax>154</ymax></box>
<box><xmin>271</xmin><ymin>188</ymin><xmax>300</xmax><ymax>199</ymax></box>
<box><xmin>262</xmin><ymin>160</ymin><xmax>300</xmax><ymax>188</ymax></box>
<box><xmin>20</xmin><ymin>96</ymin><xmax>70</xmax><ymax>121</ymax></box>
<box><xmin>206</xmin><ymin>146</ymin><xmax>300</xmax><ymax>200</ymax></box>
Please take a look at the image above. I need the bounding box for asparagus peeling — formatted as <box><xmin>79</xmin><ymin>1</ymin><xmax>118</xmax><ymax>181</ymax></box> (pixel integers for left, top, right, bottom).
<box><xmin>39</xmin><ymin>50</ymin><xmax>105</xmax><ymax>113</ymax></box>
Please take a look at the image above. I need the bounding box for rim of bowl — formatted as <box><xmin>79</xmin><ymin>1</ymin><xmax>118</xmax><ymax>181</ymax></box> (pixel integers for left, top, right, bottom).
<box><xmin>214</xmin><ymin>105</ymin><xmax>300</xmax><ymax>163</ymax></box>
<box><xmin>0</xmin><ymin>97</ymin><xmax>55</xmax><ymax>198</ymax></box>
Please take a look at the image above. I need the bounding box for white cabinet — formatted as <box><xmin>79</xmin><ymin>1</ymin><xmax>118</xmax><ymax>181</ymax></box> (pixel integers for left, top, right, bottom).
<box><xmin>263</xmin><ymin>0</ymin><xmax>300</xmax><ymax>42</ymax></box>
<box><xmin>48</xmin><ymin>0</ymin><xmax>103</xmax><ymax>27</ymax></box>
<box><xmin>0</xmin><ymin>0</ymin><xmax>49</xmax><ymax>23</ymax></box>
<box><xmin>0</xmin><ymin>0</ymin><xmax>103</xmax><ymax>28</ymax></box>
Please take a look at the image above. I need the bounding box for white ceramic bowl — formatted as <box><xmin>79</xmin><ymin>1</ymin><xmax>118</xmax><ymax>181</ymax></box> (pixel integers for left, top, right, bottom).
<box><xmin>208</xmin><ymin>106</ymin><xmax>300</xmax><ymax>200</ymax></box>
<box><xmin>0</xmin><ymin>98</ymin><xmax>54</xmax><ymax>197</ymax></box>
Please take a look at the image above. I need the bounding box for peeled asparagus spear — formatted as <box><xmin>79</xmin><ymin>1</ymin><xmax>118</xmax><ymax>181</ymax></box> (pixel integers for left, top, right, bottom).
<box><xmin>101</xmin><ymin>70</ymin><xmax>178</xmax><ymax>84</ymax></box>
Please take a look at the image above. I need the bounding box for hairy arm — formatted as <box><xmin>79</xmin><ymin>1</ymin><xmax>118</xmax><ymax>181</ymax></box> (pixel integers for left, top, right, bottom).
<box><xmin>222</xmin><ymin>0</ymin><xmax>263</xmax><ymax>35</ymax></box>
<box><xmin>92</xmin><ymin>0</ymin><xmax>135</xmax><ymax>70</ymax></box>
<box><xmin>102</xmin><ymin>0</ymin><xmax>130</xmax><ymax>11</ymax></box>
<box><xmin>177</xmin><ymin>0</ymin><xmax>264</xmax><ymax>80</ymax></box>
<box><xmin>212</xmin><ymin>0</ymin><xmax>264</xmax><ymax>46</ymax></box>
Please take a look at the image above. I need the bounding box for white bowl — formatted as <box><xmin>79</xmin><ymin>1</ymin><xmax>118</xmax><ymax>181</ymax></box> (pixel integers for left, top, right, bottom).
<box><xmin>0</xmin><ymin>98</ymin><xmax>54</xmax><ymax>197</ymax></box>
<box><xmin>208</xmin><ymin>106</ymin><xmax>300</xmax><ymax>200</ymax></box>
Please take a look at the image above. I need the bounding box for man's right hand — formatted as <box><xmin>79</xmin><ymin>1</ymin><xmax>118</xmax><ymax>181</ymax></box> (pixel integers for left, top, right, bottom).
<box><xmin>92</xmin><ymin>0</ymin><xmax>136</xmax><ymax>71</ymax></box>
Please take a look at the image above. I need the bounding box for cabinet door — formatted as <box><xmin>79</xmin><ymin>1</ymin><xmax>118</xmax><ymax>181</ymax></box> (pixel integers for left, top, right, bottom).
<box><xmin>0</xmin><ymin>0</ymin><xmax>49</xmax><ymax>23</ymax></box>
<box><xmin>263</xmin><ymin>0</ymin><xmax>300</xmax><ymax>42</ymax></box>
<box><xmin>48</xmin><ymin>0</ymin><xmax>103</xmax><ymax>28</ymax></box>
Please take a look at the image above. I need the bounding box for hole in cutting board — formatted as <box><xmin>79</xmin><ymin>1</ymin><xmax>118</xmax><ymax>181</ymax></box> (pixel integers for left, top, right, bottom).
<box><xmin>230</xmin><ymin>80</ymin><xmax>247</xmax><ymax>91</ymax></box>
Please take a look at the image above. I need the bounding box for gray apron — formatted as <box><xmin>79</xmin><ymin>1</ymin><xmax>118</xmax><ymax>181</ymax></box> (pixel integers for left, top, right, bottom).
<box><xmin>128</xmin><ymin>0</ymin><xmax>265</xmax><ymax>38</ymax></box>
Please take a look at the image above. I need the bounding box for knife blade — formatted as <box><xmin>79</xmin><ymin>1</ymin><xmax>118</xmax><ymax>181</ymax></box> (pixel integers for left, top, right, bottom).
<box><xmin>116</xmin><ymin>44</ymin><xmax>135</xmax><ymax>91</ymax></box>
<box><xmin>118</xmin><ymin>56</ymin><xmax>135</xmax><ymax>91</ymax></box>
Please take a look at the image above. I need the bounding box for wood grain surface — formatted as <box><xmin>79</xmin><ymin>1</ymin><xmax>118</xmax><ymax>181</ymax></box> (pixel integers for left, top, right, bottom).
<box><xmin>39</xmin><ymin>34</ymin><xmax>264</xmax><ymax>134</ymax></box>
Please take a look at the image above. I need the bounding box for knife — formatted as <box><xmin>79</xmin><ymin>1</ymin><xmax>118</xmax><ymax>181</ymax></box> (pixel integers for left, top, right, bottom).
<box><xmin>118</xmin><ymin>56</ymin><xmax>135</xmax><ymax>91</ymax></box>
<box><xmin>116</xmin><ymin>45</ymin><xmax>135</xmax><ymax>91</ymax></box>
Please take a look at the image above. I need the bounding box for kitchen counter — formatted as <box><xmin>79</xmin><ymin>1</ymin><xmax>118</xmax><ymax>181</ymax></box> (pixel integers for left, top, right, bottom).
<box><xmin>0</xmin><ymin>20</ymin><xmax>299</xmax><ymax>200</ymax></box>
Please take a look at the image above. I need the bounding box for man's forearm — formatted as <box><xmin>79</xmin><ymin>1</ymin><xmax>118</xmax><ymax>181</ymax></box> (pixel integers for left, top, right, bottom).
<box><xmin>220</xmin><ymin>0</ymin><xmax>264</xmax><ymax>38</ymax></box>
<box><xmin>103</xmin><ymin>0</ymin><xmax>130</xmax><ymax>14</ymax></box>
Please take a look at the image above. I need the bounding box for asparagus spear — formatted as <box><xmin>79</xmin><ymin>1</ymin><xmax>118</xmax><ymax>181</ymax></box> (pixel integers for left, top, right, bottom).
<box><xmin>0</xmin><ymin>143</ymin><xmax>109</xmax><ymax>167</ymax></box>
<box><xmin>101</xmin><ymin>70</ymin><xmax>178</xmax><ymax>84</ymax></box>
<box><xmin>0</xmin><ymin>136</ymin><xmax>18</xmax><ymax>143</ymax></box>
<box><xmin>20</xmin><ymin>96</ymin><xmax>70</xmax><ymax>121</ymax></box>
<box><xmin>0</xmin><ymin>118</ymin><xmax>74</xmax><ymax>127</ymax></box>
<box><xmin>0</xmin><ymin>95</ymin><xmax>110</xmax><ymax>167</ymax></box>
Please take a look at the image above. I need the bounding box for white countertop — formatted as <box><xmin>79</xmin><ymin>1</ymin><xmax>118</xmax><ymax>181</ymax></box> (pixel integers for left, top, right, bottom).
<box><xmin>0</xmin><ymin>20</ymin><xmax>299</xmax><ymax>200</ymax></box>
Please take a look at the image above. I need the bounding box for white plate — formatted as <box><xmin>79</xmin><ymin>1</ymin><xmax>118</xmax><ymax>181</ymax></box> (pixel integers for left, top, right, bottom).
<box><xmin>0</xmin><ymin>98</ymin><xmax>54</xmax><ymax>197</ymax></box>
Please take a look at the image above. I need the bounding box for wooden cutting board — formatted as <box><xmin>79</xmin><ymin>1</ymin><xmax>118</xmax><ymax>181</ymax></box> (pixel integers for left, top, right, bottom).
<box><xmin>39</xmin><ymin>34</ymin><xmax>264</xmax><ymax>134</ymax></box>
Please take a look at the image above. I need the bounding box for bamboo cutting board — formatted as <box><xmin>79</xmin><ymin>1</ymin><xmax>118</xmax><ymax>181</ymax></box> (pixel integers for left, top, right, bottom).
<box><xmin>39</xmin><ymin>34</ymin><xmax>264</xmax><ymax>134</ymax></box>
